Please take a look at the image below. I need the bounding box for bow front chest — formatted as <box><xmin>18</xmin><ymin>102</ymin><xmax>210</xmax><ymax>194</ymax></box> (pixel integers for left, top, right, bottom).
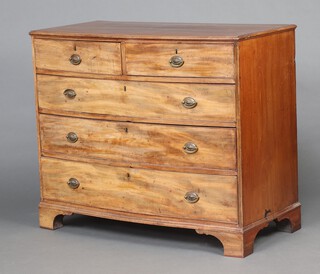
<box><xmin>30</xmin><ymin>21</ymin><xmax>301</xmax><ymax>257</ymax></box>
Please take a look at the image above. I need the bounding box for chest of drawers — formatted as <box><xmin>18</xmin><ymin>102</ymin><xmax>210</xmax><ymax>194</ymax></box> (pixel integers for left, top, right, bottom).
<box><xmin>30</xmin><ymin>21</ymin><xmax>301</xmax><ymax>257</ymax></box>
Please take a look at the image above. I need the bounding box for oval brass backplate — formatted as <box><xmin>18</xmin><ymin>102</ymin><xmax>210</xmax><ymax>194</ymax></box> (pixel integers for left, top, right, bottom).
<box><xmin>67</xmin><ymin>178</ymin><xmax>80</xmax><ymax>189</ymax></box>
<box><xmin>169</xmin><ymin>55</ymin><xmax>184</xmax><ymax>68</ymax></box>
<box><xmin>183</xmin><ymin>142</ymin><xmax>198</xmax><ymax>154</ymax></box>
<box><xmin>184</xmin><ymin>192</ymin><xmax>199</xmax><ymax>203</ymax></box>
<box><xmin>66</xmin><ymin>132</ymin><xmax>78</xmax><ymax>143</ymax></box>
<box><xmin>69</xmin><ymin>54</ymin><xmax>82</xmax><ymax>65</ymax></box>
<box><xmin>63</xmin><ymin>89</ymin><xmax>77</xmax><ymax>99</ymax></box>
<box><xmin>182</xmin><ymin>97</ymin><xmax>197</xmax><ymax>109</ymax></box>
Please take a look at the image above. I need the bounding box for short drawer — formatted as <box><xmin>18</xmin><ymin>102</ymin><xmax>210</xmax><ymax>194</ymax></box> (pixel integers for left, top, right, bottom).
<box><xmin>125</xmin><ymin>43</ymin><xmax>235</xmax><ymax>79</ymax></box>
<box><xmin>40</xmin><ymin>114</ymin><xmax>236</xmax><ymax>173</ymax></box>
<box><xmin>33</xmin><ymin>39</ymin><xmax>121</xmax><ymax>75</ymax></box>
<box><xmin>37</xmin><ymin>75</ymin><xmax>236</xmax><ymax>126</ymax></box>
<box><xmin>41</xmin><ymin>157</ymin><xmax>238</xmax><ymax>223</ymax></box>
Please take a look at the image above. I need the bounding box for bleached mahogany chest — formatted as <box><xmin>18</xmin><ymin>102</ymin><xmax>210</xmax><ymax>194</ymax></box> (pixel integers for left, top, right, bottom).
<box><xmin>30</xmin><ymin>21</ymin><xmax>301</xmax><ymax>257</ymax></box>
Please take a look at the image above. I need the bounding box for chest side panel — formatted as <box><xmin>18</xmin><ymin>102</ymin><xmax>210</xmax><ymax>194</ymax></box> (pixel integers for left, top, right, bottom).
<box><xmin>238</xmin><ymin>30</ymin><xmax>298</xmax><ymax>226</ymax></box>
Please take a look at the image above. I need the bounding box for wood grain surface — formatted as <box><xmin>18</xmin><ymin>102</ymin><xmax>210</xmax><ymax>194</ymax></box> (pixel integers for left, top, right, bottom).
<box><xmin>40</xmin><ymin>114</ymin><xmax>237</xmax><ymax>172</ymax></box>
<box><xmin>125</xmin><ymin>42</ymin><xmax>235</xmax><ymax>78</ymax></box>
<box><xmin>33</xmin><ymin>39</ymin><xmax>121</xmax><ymax>75</ymax></box>
<box><xmin>39</xmin><ymin>205</ymin><xmax>72</xmax><ymax>230</ymax></box>
<box><xmin>238</xmin><ymin>30</ymin><xmax>298</xmax><ymax>226</ymax></box>
<box><xmin>30</xmin><ymin>21</ymin><xmax>296</xmax><ymax>41</ymax></box>
<box><xmin>30</xmin><ymin>21</ymin><xmax>301</xmax><ymax>257</ymax></box>
<box><xmin>37</xmin><ymin>75</ymin><xmax>236</xmax><ymax>126</ymax></box>
<box><xmin>36</xmin><ymin>70</ymin><xmax>236</xmax><ymax>84</ymax></box>
<box><xmin>41</xmin><ymin>157</ymin><xmax>238</xmax><ymax>223</ymax></box>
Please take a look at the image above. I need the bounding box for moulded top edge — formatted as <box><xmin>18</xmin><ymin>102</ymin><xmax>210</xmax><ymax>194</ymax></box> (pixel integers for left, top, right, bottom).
<box><xmin>29</xmin><ymin>21</ymin><xmax>297</xmax><ymax>41</ymax></box>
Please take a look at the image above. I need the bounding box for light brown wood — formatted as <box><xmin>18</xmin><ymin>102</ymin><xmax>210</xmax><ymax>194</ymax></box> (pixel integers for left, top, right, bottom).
<box><xmin>39</xmin><ymin>203</ymin><xmax>72</xmax><ymax>230</ymax></box>
<box><xmin>31</xmin><ymin>37</ymin><xmax>45</xmax><ymax>199</ymax></box>
<box><xmin>125</xmin><ymin>42</ymin><xmax>235</xmax><ymax>79</ymax></box>
<box><xmin>238</xmin><ymin>30</ymin><xmax>298</xmax><ymax>226</ymax></box>
<box><xmin>40</xmin><ymin>200</ymin><xmax>240</xmax><ymax>230</ymax></box>
<box><xmin>41</xmin><ymin>157</ymin><xmax>238</xmax><ymax>223</ymax></box>
<box><xmin>30</xmin><ymin>21</ymin><xmax>296</xmax><ymax>41</ymax></box>
<box><xmin>38</xmin><ymin>109</ymin><xmax>235</xmax><ymax>128</ymax></box>
<box><xmin>275</xmin><ymin>204</ymin><xmax>301</xmax><ymax>233</ymax></box>
<box><xmin>33</xmin><ymin>39</ymin><xmax>121</xmax><ymax>75</ymax></box>
<box><xmin>37</xmin><ymin>75</ymin><xmax>236</xmax><ymax>126</ymax></box>
<box><xmin>38</xmin><ymin>200</ymin><xmax>300</xmax><ymax>235</ymax></box>
<box><xmin>196</xmin><ymin>227</ymin><xmax>263</xmax><ymax>258</ymax></box>
<box><xmin>42</xmin><ymin>154</ymin><xmax>237</xmax><ymax>176</ymax></box>
<box><xmin>31</xmin><ymin>21</ymin><xmax>300</xmax><ymax>257</ymax></box>
<box><xmin>40</xmin><ymin>114</ymin><xmax>236</xmax><ymax>172</ymax></box>
<box><xmin>196</xmin><ymin>210</ymin><xmax>305</xmax><ymax>258</ymax></box>
<box><xmin>36</xmin><ymin>69</ymin><xmax>236</xmax><ymax>84</ymax></box>
<box><xmin>234</xmin><ymin>41</ymin><xmax>243</xmax><ymax>227</ymax></box>
<box><xmin>38</xmin><ymin>199</ymin><xmax>300</xmax><ymax>256</ymax></box>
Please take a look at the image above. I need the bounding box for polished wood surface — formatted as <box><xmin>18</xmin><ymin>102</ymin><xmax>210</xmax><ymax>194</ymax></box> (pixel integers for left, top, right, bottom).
<box><xmin>38</xmin><ymin>199</ymin><xmax>301</xmax><ymax>257</ymax></box>
<box><xmin>31</xmin><ymin>37</ymin><xmax>45</xmax><ymax>200</ymax></box>
<box><xmin>34</xmin><ymin>39</ymin><xmax>121</xmax><ymax>75</ymax></box>
<box><xmin>39</xmin><ymin>204</ymin><xmax>72</xmax><ymax>230</ymax></box>
<box><xmin>31</xmin><ymin>21</ymin><xmax>300</xmax><ymax>258</ymax></box>
<box><xmin>196</xmin><ymin>204</ymin><xmax>301</xmax><ymax>257</ymax></box>
<box><xmin>37</xmin><ymin>75</ymin><xmax>236</xmax><ymax>126</ymax></box>
<box><xmin>238</xmin><ymin>30</ymin><xmax>298</xmax><ymax>226</ymax></box>
<box><xmin>30</xmin><ymin>21</ymin><xmax>296</xmax><ymax>41</ymax></box>
<box><xmin>40</xmin><ymin>114</ymin><xmax>236</xmax><ymax>172</ymax></box>
<box><xmin>125</xmin><ymin>43</ymin><xmax>235</xmax><ymax>78</ymax></box>
<box><xmin>36</xmin><ymin>70</ymin><xmax>236</xmax><ymax>84</ymax></box>
<box><xmin>41</xmin><ymin>157</ymin><xmax>238</xmax><ymax>223</ymax></box>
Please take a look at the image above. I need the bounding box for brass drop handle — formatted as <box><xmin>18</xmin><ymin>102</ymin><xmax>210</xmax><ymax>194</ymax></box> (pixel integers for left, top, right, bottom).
<box><xmin>69</xmin><ymin>54</ymin><xmax>82</xmax><ymax>65</ymax></box>
<box><xmin>66</xmin><ymin>132</ymin><xmax>78</xmax><ymax>143</ymax></box>
<box><xmin>183</xmin><ymin>142</ymin><xmax>198</xmax><ymax>154</ymax></box>
<box><xmin>169</xmin><ymin>55</ymin><xmax>184</xmax><ymax>68</ymax></box>
<box><xmin>182</xmin><ymin>97</ymin><xmax>197</xmax><ymax>109</ymax></box>
<box><xmin>67</xmin><ymin>178</ymin><xmax>80</xmax><ymax>189</ymax></box>
<box><xmin>184</xmin><ymin>192</ymin><xmax>199</xmax><ymax>203</ymax></box>
<box><xmin>63</xmin><ymin>89</ymin><xmax>77</xmax><ymax>99</ymax></box>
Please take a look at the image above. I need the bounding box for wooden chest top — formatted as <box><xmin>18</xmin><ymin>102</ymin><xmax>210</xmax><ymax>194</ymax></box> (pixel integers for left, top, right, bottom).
<box><xmin>30</xmin><ymin>20</ymin><xmax>296</xmax><ymax>41</ymax></box>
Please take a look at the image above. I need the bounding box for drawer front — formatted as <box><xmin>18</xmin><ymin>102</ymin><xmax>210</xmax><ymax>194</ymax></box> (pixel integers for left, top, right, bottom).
<box><xmin>125</xmin><ymin>43</ymin><xmax>235</xmax><ymax>78</ymax></box>
<box><xmin>40</xmin><ymin>115</ymin><xmax>236</xmax><ymax>172</ymax></box>
<box><xmin>41</xmin><ymin>157</ymin><xmax>238</xmax><ymax>223</ymax></box>
<box><xmin>37</xmin><ymin>75</ymin><xmax>236</xmax><ymax>126</ymax></box>
<box><xmin>34</xmin><ymin>39</ymin><xmax>121</xmax><ymax>75</ymax></box>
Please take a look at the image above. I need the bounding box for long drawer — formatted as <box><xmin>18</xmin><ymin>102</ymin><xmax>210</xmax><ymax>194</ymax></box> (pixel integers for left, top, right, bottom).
<box><xmin>37</xmin><ymin>75</ymin><xmax>236</xmax><ymax>126</ymax></box>
<box><xmin>33</xmin><ymin>39</ymin><xmax>121</xmax><ymax>75</ymax></box>
<box><xmin>40</xmin><ymin>114</ymin><xmax>236</xmax><ymax>172</ymax></box>
<box><xmin>41</xmin><ymin>157</ymin><xmax>238</xmax><ymax>223</ymax></box>
<box><xmin>125</xmin><ymin>42</ymin><xmax>235</xmax><ymax>79</ymax></box>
